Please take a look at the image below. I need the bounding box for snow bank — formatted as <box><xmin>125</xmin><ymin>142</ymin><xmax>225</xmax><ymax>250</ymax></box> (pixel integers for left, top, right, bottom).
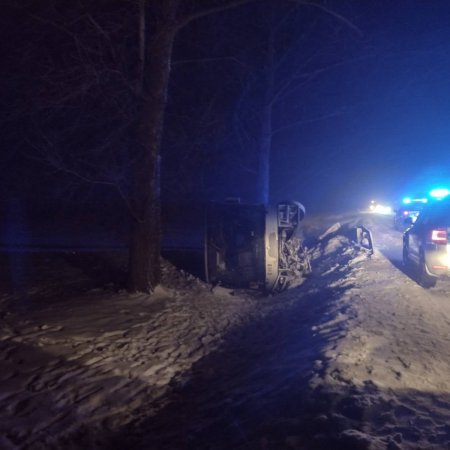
<box><xmin>3</xmin><ymin>212</ymin><xmax>448</xmax><ymax>449</ymax></box>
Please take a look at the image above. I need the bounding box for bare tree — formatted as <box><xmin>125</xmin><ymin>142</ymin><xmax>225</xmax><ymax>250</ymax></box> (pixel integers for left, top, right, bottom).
<box><xmin>129</xmin><ymin>0</ymin><xmax>266</xmax><ymax>292</ymax></box>
<box><xmin>8</xmin><ymin>0</ymin><xmax>258</xmax><ymax>293</ymax></box>
<box><xmin>5</xmin><ymin>0</ymin><xmax>358</xmax><ymax>293</ymax></box>
<box><xmin>230</xmin><ymin>1</ymin><xmax>362</xmax><ymax>204</ymax></box>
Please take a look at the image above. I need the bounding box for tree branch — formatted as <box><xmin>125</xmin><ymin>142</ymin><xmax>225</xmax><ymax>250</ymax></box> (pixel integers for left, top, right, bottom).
<box><xmin>290</xmin><ymin>0</ymin><xmax>362</xmax><ymax>36</ymax></box>
<box><xmin>176</xmin><ymin>0</ymin><xmax>257</xmax><ymax>31</ymax></box>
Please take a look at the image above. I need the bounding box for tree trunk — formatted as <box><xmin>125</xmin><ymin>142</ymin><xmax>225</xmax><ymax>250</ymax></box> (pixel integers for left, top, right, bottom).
<box><xmin>257</xmin><ymin>103</ymin><xmax>272</xmax><ymax>205</ymax></box>
<box><xmin>128</xmin><ymin>5</ymin><xmax>177</xmax><ymax>293</ymax></box>
<box><xmin>127</xmin><ymin>0</ymin><xmax>257</xmax><ymax>291</ymax></box>
<box><xmin>255</xmin><ymin>25</ymin><xmax>275</xmax><ymax>206</ymax></box>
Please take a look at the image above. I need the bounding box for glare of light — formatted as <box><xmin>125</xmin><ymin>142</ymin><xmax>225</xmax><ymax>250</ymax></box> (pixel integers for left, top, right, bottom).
<box><xmin>403</xmin><ymin>197</ymin><xmax>428</xmax><ymax>204</ymax></box>
<box><xmin>429</xmin><ymin>188</ymin><xmax>450</xmax><ymax>199</ymax></box>
<box><xmin>374</xmin><ymin>204</ymin><xmax>392</xmax><ymax>214</ymax></box>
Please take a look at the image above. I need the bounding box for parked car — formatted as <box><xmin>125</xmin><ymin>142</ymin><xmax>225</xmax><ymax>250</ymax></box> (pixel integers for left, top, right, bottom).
<box><xmin>394</xmin><ymin>196</ymin><xmax>429</xmax><ymax>230</ymax></box>
<box><xmin>394</xmin><ymin>206</ymin><xmax>422</xmax><ymax>231</ymax></box>
<box><xmin>402</xmin><ymin>199</ymin><xmax>450</xmax><ymax>287</ymax></box>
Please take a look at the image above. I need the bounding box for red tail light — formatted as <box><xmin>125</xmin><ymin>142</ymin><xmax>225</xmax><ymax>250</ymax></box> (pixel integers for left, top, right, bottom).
<box><xmin>430</xmin><ymin>228</ymin><xmax>448</xmax><ymax>244</ymax></box>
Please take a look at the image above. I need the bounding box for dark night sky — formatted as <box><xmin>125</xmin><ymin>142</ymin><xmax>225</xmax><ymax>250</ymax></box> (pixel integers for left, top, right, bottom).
<box><xmin>3</xmin><ymin>0</ymin><xmax>450</xmax><ymax>218</ymax></box>
<box><xmin>268</xmin><ymin>0</ymin><xmax>450</xmax><ymax>211</ymax></box>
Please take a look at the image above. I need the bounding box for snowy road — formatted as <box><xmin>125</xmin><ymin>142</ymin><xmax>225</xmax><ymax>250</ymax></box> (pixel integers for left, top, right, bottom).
<box><xmin>2</xmin><ymin>211</ymin><xmax>450</xmax><ymax>449</ymax></box>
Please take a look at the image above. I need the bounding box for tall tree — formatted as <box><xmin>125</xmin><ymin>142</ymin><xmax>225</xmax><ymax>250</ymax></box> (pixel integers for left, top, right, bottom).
<box><xmin>129</xmin><ymin>0</ymin><xmax>261</xmax><ymax>292</ymax></box>
<box><xmin>8</xmin><ymin>0</ymin><xmax>258</xmax><ymax>293</ymax></box>
<box><xmin>5</xmin><ymin>0</ymin><xmax>357</xmax><ymax>293</ymax></box>
<box><xmin>230</xmin><ymin>1</ymin><xmax>361</xmax><ymax>204</ymax></box>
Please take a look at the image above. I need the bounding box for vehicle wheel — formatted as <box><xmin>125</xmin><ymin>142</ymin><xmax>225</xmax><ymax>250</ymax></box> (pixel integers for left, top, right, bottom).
<box><xmin>418</xmin><ymin>254</ymin><xmax>437</xmax><ymax>288</ymax></box>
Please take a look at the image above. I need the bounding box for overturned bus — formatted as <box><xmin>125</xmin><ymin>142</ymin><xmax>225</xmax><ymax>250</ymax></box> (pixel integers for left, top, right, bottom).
<box><xmin>204</xmin><ymin>200</ymin><xmax>309</xmax><ymax>292</ymax></box>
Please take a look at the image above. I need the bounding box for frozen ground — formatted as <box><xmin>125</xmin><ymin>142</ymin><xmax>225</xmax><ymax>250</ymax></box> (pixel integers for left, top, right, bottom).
<box><xmin>2</xmin><ymin>211</ymin><xmax>450</xmax><ymax>449</ymax></box>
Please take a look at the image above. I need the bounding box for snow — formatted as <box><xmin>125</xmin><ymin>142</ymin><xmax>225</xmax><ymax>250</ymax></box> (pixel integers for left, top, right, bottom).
<box><xmin>2</xmin><ymin>211</ymin><xmax>450</xmax><ymax>449</ymax></box>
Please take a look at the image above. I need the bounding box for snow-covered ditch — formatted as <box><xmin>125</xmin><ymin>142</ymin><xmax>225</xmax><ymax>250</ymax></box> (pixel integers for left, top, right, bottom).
<box><xmin>2</xmin><ymin>212</ymin><xmax>450</xmax><ymax>449</ymax></box>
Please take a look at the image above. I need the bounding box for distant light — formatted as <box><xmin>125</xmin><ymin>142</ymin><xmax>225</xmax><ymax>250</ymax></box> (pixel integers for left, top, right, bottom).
<box><xmin>430</xmin><ymin>188</ymin><xmax>450</xmax><ymax>199</ymax></box>
<box><xmin>374</xmin><ymin>204</ymin><xmax>392</xmax><ymax>214</ymax></box>
<box><xmin>402</xmin><ymin>197</ymin><xmax>412</xmax><ymax>204</ymax></box>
